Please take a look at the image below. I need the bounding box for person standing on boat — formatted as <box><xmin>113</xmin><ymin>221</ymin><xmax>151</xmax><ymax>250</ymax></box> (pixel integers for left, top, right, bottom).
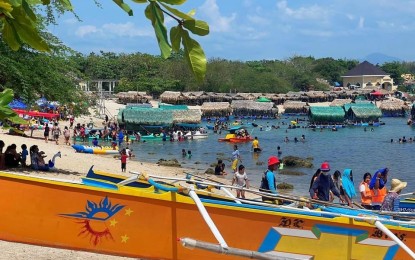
<box><xmin>309</xmin><ymin>162</ymin><xmax>341</xmax><ymax>202</ymax></box>
<box><xmin>252</xmin><ymin>136</ymin><xmax>262</xmax><ymax>152</ymax></box>
<box><xmin>259</xmin><ymin>156</ymin><xmax>280</xmax><ymax>201</ymax></box>
<box><xmin>380</xmin><ymin>179</ymin><xmax>407</xmax><ymax>212</ymax></box>
<box><xmin>369</xmin><ymin>168</ymin><xmax>388</xmax><ymax>210</ymax></box>
<box><xmin>359</xmin><ymin>172</ymin><xmax>373</xmax><ymax>209</ymax></box>
<box><xmin>231</xmin><ymin>145</ymin><xmax>241</xmax><ymax>172</ymax></box>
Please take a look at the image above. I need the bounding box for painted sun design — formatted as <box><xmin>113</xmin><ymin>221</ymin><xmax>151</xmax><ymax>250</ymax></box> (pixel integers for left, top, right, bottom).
<box><xmin>60</xmin><ymin>197</ymin><xmax>125</xmax><ymax>246</ymax></box>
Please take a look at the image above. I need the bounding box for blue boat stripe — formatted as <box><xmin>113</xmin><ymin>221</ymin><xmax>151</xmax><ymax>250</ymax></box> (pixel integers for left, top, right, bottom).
<box><xmin>384</xmin><ymin>245</ymin><xmax>399</xmax><ymax>260</ymax></box>
<box><xmin>258</xmin><ymin>228</ymin><xmax>281</xmax><ymax>252</ymax></box>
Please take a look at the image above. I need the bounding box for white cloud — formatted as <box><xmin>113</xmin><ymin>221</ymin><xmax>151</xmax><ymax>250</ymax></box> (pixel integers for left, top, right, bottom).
<box><xmin>300</xmin><ymin>29</ymin><xmax>332</xmax><ymax>37</ymax></box>
<box><xmin>247</xmin><ymin>15</ymin><xmax>270</xmax><ymax>26</ymax></box>
<box><xmin>346</xmin><ymin>14</ymin><xmax>355</xmax><ymax>21</ymax></box>
<box><xmin>199</xmin><ymin>0</ymin><xmax>236</xmax><ymax>32</ymax></box>
<box><xmin>75</xmin><ymin>25</ymin><xmax>99</xmax><ymax>37</ymax></box>
<box><xmin>102</xmin><ymin>22</ymin><xmax>153</xmax><ymax>37</ymax></box>
<box><xmin>276</xmin><ymin>0</ymin><xmax>329</xmax><ymax>20</ymax></box>
<box><xmin>63</xmin><ymin>18</ymin><xmax>78</xmax><ymax>25</ymax></box>
<box><xmin>75</xmin><ymin>22</ymin><xmax>153</xmax><ymax>38</ymax></box>
<box><xmin>358</xmin><ymin>17</ymin><xmax>365</xmax><ymax>29</ymax></box>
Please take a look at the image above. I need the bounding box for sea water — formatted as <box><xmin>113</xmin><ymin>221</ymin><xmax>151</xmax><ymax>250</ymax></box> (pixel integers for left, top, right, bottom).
<box><xmin>127</xmin><ymin>117</ymin><xmax>415</xmax><ymax>197</ymax></box>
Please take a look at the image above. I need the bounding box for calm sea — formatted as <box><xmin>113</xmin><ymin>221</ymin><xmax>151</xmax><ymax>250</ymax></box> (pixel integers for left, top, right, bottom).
<box><xmin>123</xmin><ymin>117</ymin><xmax>415</xmax><ymax>197</ymax></box>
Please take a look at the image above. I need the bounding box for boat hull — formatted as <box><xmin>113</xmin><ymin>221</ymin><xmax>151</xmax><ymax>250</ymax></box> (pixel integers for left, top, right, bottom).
<box><xmin>229</xmin><ymin>137</ymin><xmax>253</xmax><ymax>143</ymax></box>
<box><xmin>0</xmin><ymin>172</ymin><xmax>414</xmax><ymax>259</ymax></box>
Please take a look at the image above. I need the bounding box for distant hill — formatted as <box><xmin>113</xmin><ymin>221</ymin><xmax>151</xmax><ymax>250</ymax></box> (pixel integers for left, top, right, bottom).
<box><xmin>362</xmin><ymin>53</ymin><xmax>402</xmax><ymax>65</ymax></box>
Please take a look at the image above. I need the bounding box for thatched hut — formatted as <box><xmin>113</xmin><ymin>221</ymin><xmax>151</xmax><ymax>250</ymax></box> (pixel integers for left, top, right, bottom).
<box><xmin>330</xmin><ymin>99</ymin><xmax>352</xmax><ymax>107</ymax></box>
<box><xmin>345</xmin><ymin>103</ymin><xmax>382</xmax><ymax>122</ymax></box>
<box><xmin>182</xmin><ymin>91</ymin><xmax>209</xmax><ymax>105</ymax></box>
<box><xmin>206</xmin><ymin>92</ymin><xmax>232</xmax><ymax>102</ymax></box>
<box><xmin>308</xmin><ymin>106</ymin><xmax>346</xmax><ymax>123</ymax></box>
<box><xmin>160</xmin><ymin>91</ymin><xmax>185</xmax><ymax>104</ymax></box>
<box><xmin>283</xmin><ymin>101</ymin><xmax>307</xmax><ymax>115</ymax></box>
<box><xmin>231</xmin><ymin>100</ymin><xmax>275</xmax><ymax>117</ymax></box>
<box><xmin>379</xmin><ymin>99</ymin><xmax>409</xmax><ymax>117</ymax></box>
<box><xmin>118</xmin><ymin>108</ymin><xmax>174</xmax><ymax>128</ymax></box>
<box><xmin>234</xmin><ymin>93</ymin><xmax>262</xmax><ymax>100</ymax></box>
<box><xmin>200</xmin><ymin>102</ymin><xmax>231</xmax><ymax>117</ymax></box>
<box><xmin>306</xmin><ymin>91</ymin><xmax>328</xmax><ymax>102</ymax></box>
<box><xmin>117</xmin><ymin>106</ymin><xmax>201</xmax><ymax>131</ymax></box>
<box><xmin>172</xmin><ymin>109</ymin><xmax>202</xmax><ymax>124</ymax></box>
<box><xmin>115</xmin><ymin>91</ymin><xmax>152</xmax><ymax>104</ymax></box>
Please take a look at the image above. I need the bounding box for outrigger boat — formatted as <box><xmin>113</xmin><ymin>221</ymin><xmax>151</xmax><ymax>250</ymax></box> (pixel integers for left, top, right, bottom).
<box><xmin>218</xmin><ymin>126</ymin><xmax>253</xmax><ymax>142</ymax></box>
<box><xmin>1</xmin><ymin>168</ymin><xmax>415</xmax><ymax>259</ymax></box>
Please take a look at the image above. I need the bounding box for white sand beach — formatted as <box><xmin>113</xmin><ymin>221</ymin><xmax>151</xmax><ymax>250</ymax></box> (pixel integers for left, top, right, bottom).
<box><xmin>0</xmin><ymin>99</ymin><xmax>232</xmax><ymax>259</ymax></box>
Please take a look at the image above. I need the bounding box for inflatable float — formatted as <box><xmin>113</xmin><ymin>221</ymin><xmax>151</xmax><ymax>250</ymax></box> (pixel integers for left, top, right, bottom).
<box><xmin>71</xmin><ymin>144</ymin><xmax>119</xmax><ymax>154</ymax></box>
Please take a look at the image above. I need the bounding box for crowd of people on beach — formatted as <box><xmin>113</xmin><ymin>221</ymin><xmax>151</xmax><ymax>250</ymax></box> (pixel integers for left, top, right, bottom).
<box><xmin>0</xmin><ymin>139</ymin><xmax>58</xmax><ymax>172</ymax></box>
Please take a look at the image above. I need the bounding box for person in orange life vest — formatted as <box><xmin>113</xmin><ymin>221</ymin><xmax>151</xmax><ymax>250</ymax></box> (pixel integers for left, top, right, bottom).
<box><xmin>359</xmin><ymin>172</ymin><xmax>372</xmax><ymax>209</ymax></box>
<box><xmin>259</xmin><ymin>156</ymin><xmax>280</xmax><ymax>201</ymax></box>
<box><xmin>309</xmin><ymin>161</ymin><xmax>340</xmax><ymax>201</ymax></box>
<box><xmin>369</xmin><ymin>168</ymin><xmax>388</xmax><ymax>210</ymax></box>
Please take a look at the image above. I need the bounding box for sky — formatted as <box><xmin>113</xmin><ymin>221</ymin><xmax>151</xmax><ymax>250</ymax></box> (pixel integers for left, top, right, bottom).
<box><xmin>49</xmin><ymin>0</ymin><xmax>415</xmax><ymax>62</ymax></box>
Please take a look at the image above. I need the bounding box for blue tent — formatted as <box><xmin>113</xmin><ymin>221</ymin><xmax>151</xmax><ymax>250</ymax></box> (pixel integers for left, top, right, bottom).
<box><xmin>9</xmin><ymin>99</ymin><xmax>27</xmax><ymax>109</ymax></box>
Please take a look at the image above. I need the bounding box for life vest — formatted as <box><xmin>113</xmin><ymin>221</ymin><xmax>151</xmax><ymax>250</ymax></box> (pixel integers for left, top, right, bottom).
<box><xmin>360</xmin><ymin>181</ymin><xmax>371</xmax><ymax>205</ymax></box>
<box><xmin>260</xmin><ymin>170</ymin><xmax>276</xmax><ymax>193</ymax></box>
<box><xmin>371</xmin><ymin>186</ymin><xmax>387</xmax><ymax>204</ymax></box>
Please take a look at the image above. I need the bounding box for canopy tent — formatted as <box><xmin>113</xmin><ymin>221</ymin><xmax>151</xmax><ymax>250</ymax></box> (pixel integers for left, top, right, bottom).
<box><xmin>370</xmin><ymin>91</ymin><xmax>384</xmax><ymax>96</ymax></box>
<box><xmin>13</xmin><ymin>109</ymin><xmax>59</xmax><ymax>119</ymax></box>
<box><xmin>8</xmin><ymin>99</ymin><xmax>27</xmax><ymax>109</ymax></box>
<box><xmin>256</xmin><ymin>97</ymin><xmax>272</xmax><ymax>102</ymax></box>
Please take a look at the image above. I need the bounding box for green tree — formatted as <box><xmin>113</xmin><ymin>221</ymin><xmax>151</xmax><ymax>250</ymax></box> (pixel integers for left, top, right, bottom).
<box><xmin>0</xmin><ymin>0</ymin><xmax>209</xmax><ymax>81</ymax></box>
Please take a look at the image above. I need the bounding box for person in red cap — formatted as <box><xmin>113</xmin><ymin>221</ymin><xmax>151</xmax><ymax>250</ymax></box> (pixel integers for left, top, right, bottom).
<box><xmin>259</xmin><ymin>155</ymin><xmax>280</xmax><ymax>201</ymax></box>
<box><xmin>309</xmin><ymin>161</ymin><xmax>341</xmax><ymax>202</ymax></box>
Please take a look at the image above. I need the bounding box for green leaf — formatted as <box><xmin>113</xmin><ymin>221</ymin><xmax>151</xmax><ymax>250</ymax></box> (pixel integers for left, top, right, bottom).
<box><xmin>181</xmin><ymin>29</ymin><xmax>206</xmax><ymax>82</ymax></box>
<box><xmin>183</xmin><ymin>19</ymin><xmax>209</xmax><ymax>36</ymax></box>
<box><xmin>112</xmin><ymin>0</ymin><xmax>133</xmax><ymax>16</ymax></box>
<box><xmin>187</xmin><ymin>9</ymin><xmax>196</xmax><ymax>16</ymax></box>
<box><xmin>58</xmin><ymin>0</ymin><xmax>73</xmax><ymax>11</ymax></box>
<box><xmin>0</xmin><ymin>89</ymin><xmax>15</xmax><ymax>106</ymax></box>
<box><xmin>145</xmin><ymin>2</ymin><xmax>171</xmax><ymax>59</ymax></box>
<box><xmin>2</xmin><ymin>20</ymin><xmax>21</xmax><ymax>51</ymax></box>
<box><xmin>159</xmin><ymin>2</ymin><xmax>194</xmax><ymax>20</ymax></box>
<box><xmin>11</xmin><ymin>18</ymin><xmax>50</xmax><ymax>51</ymax></box>
<box><xmin>158</xmin><ymin>0</ymin><xmax>187</xmax><ymax>5</ymax></box>
<box><xmin>170</xmin><ymin>26</ymin><xmax>181</xmax><ymax>52</ymax></box>
<box><xmin>132</xmin><ymin>0</ymin><xmax>147</xmax><ymax>3</ymax></box>
<box><xmin>22</xmin><ymin>0</ymin><xmax>37</xmax><ymax>22</ymax></box>
<box><xmin>41</xmin><ymin>0</ymin><xmax>50</xmax><ymax>4</ymax></box>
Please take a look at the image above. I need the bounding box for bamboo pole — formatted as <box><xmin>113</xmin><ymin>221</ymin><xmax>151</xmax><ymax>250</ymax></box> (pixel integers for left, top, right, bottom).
<box><xmin>365</xmin><ymin>218</ymin><xmax>415</xmax><ymax>259</ymax></box>
<box><xmin>179</xmin><ymin>237</ymin><xmax>300</xmax><ymax>260</ymax></box>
